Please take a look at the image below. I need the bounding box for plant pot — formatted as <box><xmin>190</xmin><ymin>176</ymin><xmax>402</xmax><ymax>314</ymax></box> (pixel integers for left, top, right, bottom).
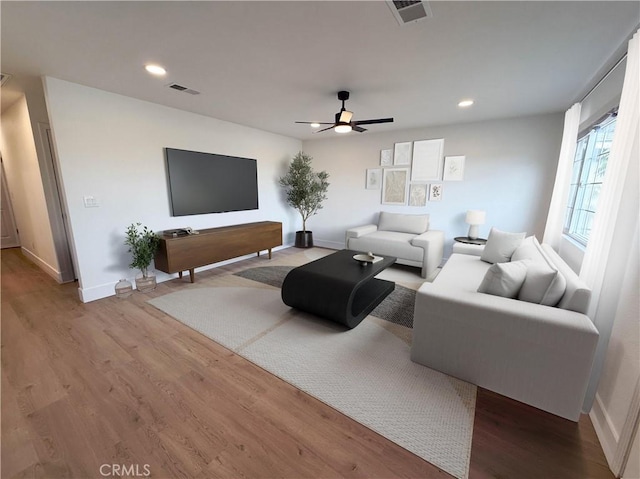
<box><xmin>135</xmin><ymin>272</ymin><xmax>157</xmax><ymax>293</ymax></box>
<box><xmin>295</xmin><ymin>231</ymin><xmax>314</xmax><ymax>248</ymax></box>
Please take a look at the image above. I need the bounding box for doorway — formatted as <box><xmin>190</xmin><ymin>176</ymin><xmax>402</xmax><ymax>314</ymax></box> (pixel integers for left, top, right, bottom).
<box><xmin>37</xmin><ymin>123</ymin><xmax>76</xmax><ymax>282</ymax></box>
<box><xmin>0</xmin><ymin>156</ymin><xmax>20</xmax><ymax>249</ymax></box>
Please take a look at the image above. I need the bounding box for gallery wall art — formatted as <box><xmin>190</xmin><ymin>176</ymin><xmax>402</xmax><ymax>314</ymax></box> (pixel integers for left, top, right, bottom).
<box><xmin>369</xmin><ymin>139</ymin><xmax>463</xmax><ymax>205</ymax></box>
<box><xmin>411</xmin><ymin>139</ymin><xmax>444</xmax><ymax>182</ymax></box>
<box><xmin>409</xmin><ymin>184</ymin><xmax>428</xmax><ymax>206</ymax></box>
<box><xmin>393</xmin><ymin>142</ymin><xmax>412</xmax><ymax>165</ymax></box>
<box><xmin>366</xmin><ymin>168</ymin><xmax>382</xmax><ymax>189</ymax></box>
<box><xmin>443</xmin><ymin>156</ymin><xmax>465</xmax><ymax>181</ymax></box>
<box><xmin>382</xmin><ymin>168</ymin><xmax>409</xmax><ymax>205</ymax></box>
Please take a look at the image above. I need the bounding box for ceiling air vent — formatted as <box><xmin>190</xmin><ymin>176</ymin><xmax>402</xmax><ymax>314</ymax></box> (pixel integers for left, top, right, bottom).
<box><xmin>0</xmin><ymin>73</ymin><xmax>12</xmax><ymax>87</ymax></box>
<box><xmin>167</xmin><ymin>83</ymin><xmax>200</xmax><ymax>95</ymax></box>
<box><xmin>386</xmin><ymin>0</ymin><xmax>433</xmax><ymax>25</ymax></box>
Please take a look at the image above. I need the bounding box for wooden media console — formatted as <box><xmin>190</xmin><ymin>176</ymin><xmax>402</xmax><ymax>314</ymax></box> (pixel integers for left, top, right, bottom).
<box><xmin>154</xmin><ymin>221</ymin><xmax>282</xmax><ymax>283</ymax></box>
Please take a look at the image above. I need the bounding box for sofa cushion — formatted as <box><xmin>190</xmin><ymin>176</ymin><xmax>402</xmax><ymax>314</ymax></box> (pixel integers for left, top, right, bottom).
<box><xmin>542</xmin><ymin>245</ymin><xmax>591</xmax><ymax>314</ymax></box>
<box><xmin>481</xmin><ymin>228</ymin><xmax>526</xmax><ymax>264</ymax></box>
<box><xmin>511</xmin><ymin>235</ymin><xmax>537</xmax><ymax>261</ymax></box>
<box><xmin>434</xmin><ymin>253</ymin><xmax>490</xmax><ymax>293</ymax></box>
<box><xmin>477</xmin><ymin>260</ymin><xmax>530</xmax><ymax>298</ymax></box>
<box><xmin>348</xmin><ymin>230</ymin><xmax>424</xmax><ymax>262</ymax></box>
<box><xmin>513</xmin><ymin>236</ymin><xmax>566</xmax><ymax>306</ymax></box>
<box><xmin>378</xmin><ymin>212</ymin><xmax>429</xmax><ymax>235</ymax></box>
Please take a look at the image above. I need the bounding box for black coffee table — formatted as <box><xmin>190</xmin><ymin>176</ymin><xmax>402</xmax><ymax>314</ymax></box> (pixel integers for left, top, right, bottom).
<box><xmin>281</xmin><ymin>249</ymin><xmax>396</xmax><ymax>329</ymax></box>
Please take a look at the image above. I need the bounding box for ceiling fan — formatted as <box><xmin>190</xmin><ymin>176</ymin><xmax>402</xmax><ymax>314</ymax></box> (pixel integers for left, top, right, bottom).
<box><xmin>296</xmin><ymin>91</ymin><xmax>394</xmax><ymax>133</ymax></box>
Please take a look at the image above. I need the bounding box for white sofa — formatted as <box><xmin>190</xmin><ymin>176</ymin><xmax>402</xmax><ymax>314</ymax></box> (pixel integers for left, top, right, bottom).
<box><xmin>346</xmin><ymin>212</ymin><xmax>444</xmax><ymax>278</ymax></box>
<box><xmin>411</xmin><ymin>235</ymin><xmax>599</xmax><ymax>421</ymax></box>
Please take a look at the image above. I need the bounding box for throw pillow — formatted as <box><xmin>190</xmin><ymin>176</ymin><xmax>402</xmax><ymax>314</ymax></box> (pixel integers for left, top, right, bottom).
<box><xmin>516</xmin><ymin>237</ymin><xmax>567</xmax><ymax>306</ymax></box>
<box><xmin>378</xmin><ymin>212</ymin><xmax>429</xmax><ymax>235</ymax></box>
<box><xmin>511</xmin><ymin>235</ymin><xmax>537</xmax><ymax>262</ymax></box>
<box><xmin>477</xmin><ymin>260</ymin><xmax>530</xmax><ymax>299</ymax></box>
<box><xmin>480</xmin><ymin>228</ymin><xmax>526</xmax><ymax>264</ymax></box>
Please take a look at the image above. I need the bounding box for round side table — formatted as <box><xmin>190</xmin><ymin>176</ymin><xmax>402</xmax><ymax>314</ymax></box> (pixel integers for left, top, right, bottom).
<box><xmin>454</xmin><ymin>236</ymin><xmax>487</xmax><ymax>245</ymax></box>
<box><xmin>453</xmin><ymin>237</ymin><xmax>487</xmax><ymax>256</ymax></box>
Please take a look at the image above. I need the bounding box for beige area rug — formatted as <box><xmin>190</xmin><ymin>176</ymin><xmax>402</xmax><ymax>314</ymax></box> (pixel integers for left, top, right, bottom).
<box><xmin>148</xmin><ymin>249</ymin><xmax>475</xmax><ymax>479</ymax></box>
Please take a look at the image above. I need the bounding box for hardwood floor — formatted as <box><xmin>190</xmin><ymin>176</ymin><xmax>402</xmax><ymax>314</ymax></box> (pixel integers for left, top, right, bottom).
<box><xmin>1</xmin><ymin>247</ymin><xmax>613</xmax><ymax>479</ymax></box>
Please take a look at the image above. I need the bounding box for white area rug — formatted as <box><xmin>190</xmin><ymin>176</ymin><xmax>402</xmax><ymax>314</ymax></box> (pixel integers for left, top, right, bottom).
<box><xmin>149</xmin><ymin>286</ymin><xmax>476</xmax><ymax>479</ymax></box>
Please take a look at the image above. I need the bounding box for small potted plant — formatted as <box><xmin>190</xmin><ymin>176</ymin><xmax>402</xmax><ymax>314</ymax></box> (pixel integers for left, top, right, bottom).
<box><xmin>125</xmin><ymin>222</ymin><xmax>160</xmax><ymax>292</ymax></box>
<box><xmin>279</xmin><ymin>151</ymin><xmax>330</xmax><ymax>248</ymax></box>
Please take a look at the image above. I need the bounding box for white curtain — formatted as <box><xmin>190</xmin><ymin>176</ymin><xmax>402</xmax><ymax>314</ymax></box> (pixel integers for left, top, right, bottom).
<box><xmin>542</xmin><ymin>103</ymin><xmax>581</xmax><ymax>250</ymax></box>
<box><xmin>580</xmin><ymin>30</ymin><xmax>639</xmax><ymax>309</ymax></box>
<box><xmin>581</xmin><ymin>29</ymin><xmax>640</xmax><ymax>410</ymax></box>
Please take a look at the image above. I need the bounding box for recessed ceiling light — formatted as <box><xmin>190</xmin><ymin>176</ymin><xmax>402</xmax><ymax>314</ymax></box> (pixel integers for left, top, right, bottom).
<box><xmin>310</xmin><ymin>122</ymin><xmax>320</xmax><ymax>128</ymax></box>
<box><xmin>458</xmin><ymin>99</ymin><xmax>474</xmax><ymax>108</ymax></box>
<box><xmin>145</xmin><ymin>64</ymin><xmax>167</xmax><ymax>76</ymax></box>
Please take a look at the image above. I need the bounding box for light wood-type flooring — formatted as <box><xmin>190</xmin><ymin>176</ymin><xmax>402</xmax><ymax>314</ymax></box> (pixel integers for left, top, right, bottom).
<box><xmin>1</xmin><ymin>247</ymin><xmax>613</xmax><ymax>479</ymax></box>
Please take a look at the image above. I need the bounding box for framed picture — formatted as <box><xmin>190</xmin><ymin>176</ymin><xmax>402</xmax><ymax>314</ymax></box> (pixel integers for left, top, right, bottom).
<box><xmin>411</xmin><ymin>138</ymin><xmax>444</xmax><ymax>181</ymax></box>
<box><xmin>443</xmin><ymin>156</ymin><xmax>465</xmax><ymax>181</ymax></box>
<box><xmin>366</xmin><ymin>168</ymin><xmax>382</xmax><ymax>189</ymax></box>
<box><xmin>429</xmin><ymin>183</ymin><xmax>443</xmax><ymax>202</ymax></box>
<box><xmin>409</xmin><ymin>184</ymin><xmax>427</xmax><ymax>206</ymax></box>
<box><xmin>382</xmin><ymin>168</ymin><xmax>409</xmax><ymax>205</ymax></box>
<box><xmin>393</xmin><ymin>142</ymin><xmax>412</xmax><ymax>165</ymax></box>
<box><xmin>380</xmin><ymin>149</ymin><xmax>393</xmax><ymax>166</ymax></box>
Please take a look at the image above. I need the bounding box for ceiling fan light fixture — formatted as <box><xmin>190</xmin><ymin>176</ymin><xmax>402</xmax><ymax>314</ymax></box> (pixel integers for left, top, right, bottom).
<box><xmin>296</xmin><ymin>91</ymin><xmax>392</xmax><ymax>134</ymax></box>
<box><xmin>338</xmin><ymin>110</ymin><xmax>353</xmax><ymax>123</ymax></box>
<box><xmin>334</xmin><ymin>123</ymin><xmax>352</xmax><ymax>133</ymax></box>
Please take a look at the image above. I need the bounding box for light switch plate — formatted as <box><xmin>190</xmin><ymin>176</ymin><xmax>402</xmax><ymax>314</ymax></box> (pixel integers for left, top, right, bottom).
<box><xmin>83</xmin><ymin>195</ymin><xmax>100</xmax><ymax>208</ymax></box>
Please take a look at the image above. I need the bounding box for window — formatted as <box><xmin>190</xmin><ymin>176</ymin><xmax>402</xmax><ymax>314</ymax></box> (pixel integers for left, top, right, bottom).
<box><xmin>563</xmin><ymin>113</ymin><xmax>617</xmax><ymax>246</ymax></box>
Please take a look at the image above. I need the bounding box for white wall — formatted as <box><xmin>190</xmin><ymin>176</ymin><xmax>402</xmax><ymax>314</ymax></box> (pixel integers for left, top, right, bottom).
<box><xmin>43</xmin><ymin>77</ymin><xmax>302</xmax><ymax>302</ymax></box>
<box><xmin>0</xmin><ymin>96</ymin><xmax>61</xmax><ymax>279</ymax></box>
<box><xmin>302</xmin><ymin>113</ymin><xmax>563</xmax><ymax>254</ymax></box>
<box><xmin>591</xmin><ymin>222</ymin><xmax>640</xmax><ymax>473</ymax></box>
<box><xmin>624</xmin><ymin>425</ymin><xmax>640</xmax><ymax>479</ymax></box>
<box><xmin>589</xmin><ymin>169</ymin><xmax>640</xmax><ymax>473</ymax></box>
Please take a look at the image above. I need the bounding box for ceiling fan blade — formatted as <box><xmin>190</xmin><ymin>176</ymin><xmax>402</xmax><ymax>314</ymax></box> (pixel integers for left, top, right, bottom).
<box><xmin>353</xmin><ymin>117</ymin><xmax>394</xmax><ymax>126</ymax></box>
<box><xmin>352</xmin><ymin>125</ymin><xmax>367</xmax><ymax>133</ymax></box>
<box><xmin>295</xmin><ymin>121</ymin><xmax>334</xmax><ymax>125</ymax></box>
<box><xmin>314</xmin><ymin>125</ymin><xmax>337</xmax><ymax>133</ymax></box>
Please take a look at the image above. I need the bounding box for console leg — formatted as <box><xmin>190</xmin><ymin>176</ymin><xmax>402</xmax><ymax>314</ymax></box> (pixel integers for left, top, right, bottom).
<box><xmin>189</xmin><ymin>269</ymin><xmax>195</xmax><ymax>283</ymax></box>
<box><xmin>178</xmin><ymin>271</ymin><xmax>183</xmax><ymax>279</ymax></box>
<box><xmin>268</xmin><ymin>248</ymin><xmax>272</xmax><ymax>259</ymax></box>
<box><xmin>257</xmin><ymin>251</ymin><xmax>260</xmax><ymax>257</ymax></box>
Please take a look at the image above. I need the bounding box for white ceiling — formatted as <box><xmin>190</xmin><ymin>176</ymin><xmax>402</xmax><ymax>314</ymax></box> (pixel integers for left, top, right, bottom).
<box><xmin>2</xmin><ymin>1</ymin><xmax>638</xmax><ymax>140</ymax></box>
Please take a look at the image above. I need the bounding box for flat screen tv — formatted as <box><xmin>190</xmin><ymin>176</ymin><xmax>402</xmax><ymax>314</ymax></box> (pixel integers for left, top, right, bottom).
<box><xmin>165</xmin><ymin>148</ymin><xmax>259</xmax><ymax>216</ymax></box>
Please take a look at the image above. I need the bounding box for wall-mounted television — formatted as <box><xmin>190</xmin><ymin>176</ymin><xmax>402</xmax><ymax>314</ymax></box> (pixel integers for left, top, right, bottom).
<box><xmin>165</xmin><ymin>148</ymin><xmax>259</xmax><ymax>216</ymax></box>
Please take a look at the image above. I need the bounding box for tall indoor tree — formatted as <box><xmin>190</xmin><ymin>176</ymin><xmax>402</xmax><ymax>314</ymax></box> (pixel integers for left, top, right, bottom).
<box><xmin>279</xmin><ymin>151</ymin><xmax>330</xmax><ymax>248</ymax></box>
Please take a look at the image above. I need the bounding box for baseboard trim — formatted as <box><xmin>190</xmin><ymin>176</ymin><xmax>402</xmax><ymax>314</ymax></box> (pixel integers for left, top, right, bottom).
<box><xmin>313</xmin><ymin>239</ymin><xmax>343</xmax><ymax>250</ymax></box>
<box><xmin>613</xmin><ymin>378</ymin><xmax>640</xmax><ymax>477</ymax></box>
<box><xmin>590</xmin><ymin>392</ymin><xmax>620</xmax><ymax>471</ymax></box>
<box><xmin>21</xmin><ymin>247</ymin><xmax>63</xmax><ymax>283</ymax></box>
<box><xmin>78</xmin><ymin>244</ymin><xmax>293</xmax><ymax>303</ymax></box>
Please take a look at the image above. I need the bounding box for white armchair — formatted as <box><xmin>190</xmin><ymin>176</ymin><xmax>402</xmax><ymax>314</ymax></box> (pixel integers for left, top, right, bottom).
<box><xmin>346</xmin><ymin>212</ymin><xmax>444</xmax><ymax>278</ymax></box>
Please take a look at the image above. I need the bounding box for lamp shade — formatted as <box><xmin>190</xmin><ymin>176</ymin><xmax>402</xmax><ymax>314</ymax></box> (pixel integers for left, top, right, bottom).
<box><xmin>465</xmin><ymin>210</ymin><xmax>486</xmax><ymax>225</ymax></box>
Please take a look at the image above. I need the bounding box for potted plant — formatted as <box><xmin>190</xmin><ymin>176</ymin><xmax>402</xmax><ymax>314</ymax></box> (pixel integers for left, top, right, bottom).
<box><xmin>279</xmin><ymin>152</ymin><xmax>330</xmax><ymax>248</ymax></box>
<box><xmin>125</xmin><ymin>222</ymin><xmax>160</xmax><ymax>292</ymax></box>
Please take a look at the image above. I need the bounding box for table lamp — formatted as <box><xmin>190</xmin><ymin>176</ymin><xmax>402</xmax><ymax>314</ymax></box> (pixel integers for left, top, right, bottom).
<box><xmin>465</xmin><ymin>210</ymin><xmax>486</xmax><ymax>240</ymax></box>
